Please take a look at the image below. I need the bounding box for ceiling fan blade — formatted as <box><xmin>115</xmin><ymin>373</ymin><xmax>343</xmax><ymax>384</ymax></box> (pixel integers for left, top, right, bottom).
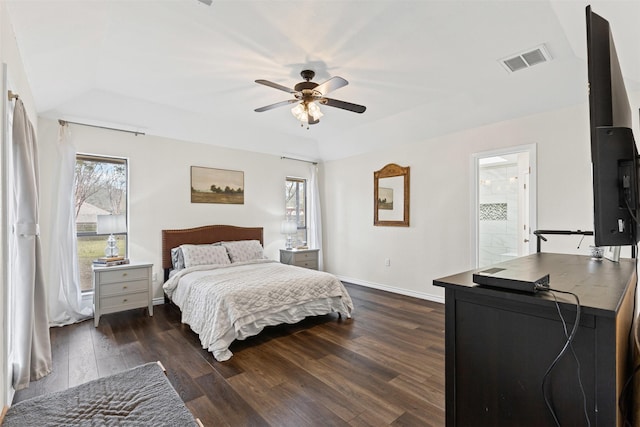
<box><xmin>255</xmin><ymin>79</ymin><xmax>297</xmax><ymax>94</ymax></box>
<box><xmin>254</xmin><ymin>99</ymin><xmax>299</xmax><ymax>112</ymax></box>
<box><xmin>314</xmin><ymin>76</ymin><xmax>348</xmax><ymax>96</ymax></box>
<box><xmin>320</xmin><ymin>97</ymin><xmax>366</xmax><ymax>114</ymax></box>
<box><xmin>307</xmin><ymin>113</ymin><xmax>319</xmax><ymax>125</ymax></box>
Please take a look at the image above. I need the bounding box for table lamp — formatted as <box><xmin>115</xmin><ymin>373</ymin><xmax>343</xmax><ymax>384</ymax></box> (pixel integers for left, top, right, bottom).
<box><xmin>96</xmin><ymin>214</ymin><xmax>126</xmax><ymax>257</ymax></box>
<box><xmin>280</xmin><ymin>220</ymin><xmax>298</xmax><ymax>250</ymax></box>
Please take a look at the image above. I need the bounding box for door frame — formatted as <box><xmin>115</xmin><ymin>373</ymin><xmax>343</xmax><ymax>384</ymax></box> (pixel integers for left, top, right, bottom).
<box><xmin>470</xmin><ymin>144</ymin><xmax>537</xmax><ymax>268</ymax></box>
<box><xmin>1</xmin><ymin>62</ymin><xmax>13</xmax><ymax>407</ymax></box>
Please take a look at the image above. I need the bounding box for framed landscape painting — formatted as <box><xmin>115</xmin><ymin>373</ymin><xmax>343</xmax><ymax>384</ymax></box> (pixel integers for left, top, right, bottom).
<box><xmin>191</xmin><ymin>166</ymin><xmax>244</xmax><ymax>204</ymax></box>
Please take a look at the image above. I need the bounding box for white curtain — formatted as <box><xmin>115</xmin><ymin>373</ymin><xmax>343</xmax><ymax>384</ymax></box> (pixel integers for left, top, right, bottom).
<box><xmin>308</xmin><ymin>164</ymin><xmax>324</xmax><ymax>270</ymax></box>
<box><xmin>10</xmin><ymin>99</ymin><xmax>51</xmax><ymax>389</ymax></box>
<box><xmin>48</xmin><ymin>124</ymin><xmax>92</xmax><ymax>326</ymax></box>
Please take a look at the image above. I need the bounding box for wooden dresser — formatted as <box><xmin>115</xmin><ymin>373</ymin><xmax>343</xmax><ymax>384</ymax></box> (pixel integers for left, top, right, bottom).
<box><xmin>279</xmin><ymin>248</ymin><xmax>319</xmax><ymax>270</ymax></box>
<box><xmin>434</xmin><ymin>253</ymin><xmax>637</xmax><ymax>427</ymax></box>
<box><xmin>93</xmin><ymin>262</ymin><xmax>153</xmax><ymax>327</ymax></box>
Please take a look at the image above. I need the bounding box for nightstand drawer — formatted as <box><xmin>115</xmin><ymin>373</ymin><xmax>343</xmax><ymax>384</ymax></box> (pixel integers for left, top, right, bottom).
<box><xmin>295</xmin><ymin>260</ymin><xmax>318</xmax><ymax>270</ymax></box>
<box><xmin>280</xmin><ymin>249</ymin><xmax>320</xmax><ymax>271</ymax></box>
<box><xmin>100</xmin><ymin>291</ymin><xmax>148</xmax><ymax>311</ymax></box>
<box><xmin>99</xmin><ymin>279</ymin><xmax>148</xmax><ymax>297</ymax></box>
<box><xmin>292</xmin><ymin>252</ymin><xmax>317</xmax><ymax>262</ymax></box>
<box><xmin>99</xmin><ymin>267</ymin><xmax>149</xmax><ymax>284</ymax></box>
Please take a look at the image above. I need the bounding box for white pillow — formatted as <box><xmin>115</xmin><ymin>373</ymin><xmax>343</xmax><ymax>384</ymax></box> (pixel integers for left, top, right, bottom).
<box><xmin>180</xmin><ymin>244</ymin><xmax>231</xmax><ymax>268</ymax></box>
<box><xmin>221</xmin><ymin>240</ymin><xmax>265</xmax><ymax>263</ymax></box>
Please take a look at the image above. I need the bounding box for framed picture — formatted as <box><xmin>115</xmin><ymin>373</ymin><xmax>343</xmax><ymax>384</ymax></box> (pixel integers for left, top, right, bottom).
<box><xmin>191</xmin><ymin>166</ymin><xmax>244</xmax><ymax>204</ymax></box>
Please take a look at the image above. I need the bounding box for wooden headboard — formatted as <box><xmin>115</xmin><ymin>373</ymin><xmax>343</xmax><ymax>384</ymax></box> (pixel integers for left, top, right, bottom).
<box><xmin>161</xmin><ymin>225</ymin><xmax>264</xmax><ymax>276</ymax></box>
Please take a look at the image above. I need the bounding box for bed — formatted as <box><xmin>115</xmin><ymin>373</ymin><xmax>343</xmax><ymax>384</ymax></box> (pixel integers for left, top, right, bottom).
<box><xmin>161</xmin><ymin>225</ymin><xmax>353</xmax><ymax>361</ymax></box>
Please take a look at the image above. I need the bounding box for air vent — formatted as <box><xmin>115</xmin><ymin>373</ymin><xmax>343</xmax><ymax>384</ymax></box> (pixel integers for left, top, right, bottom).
<box><xmin>500</xmin><ymin>44</ymin><xmax>551</xmax><ymax>73</ymax></box>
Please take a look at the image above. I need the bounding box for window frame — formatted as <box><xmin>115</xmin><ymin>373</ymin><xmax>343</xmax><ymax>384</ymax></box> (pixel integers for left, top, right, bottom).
<box><xmin>75</xmin><ymin>153</ymin><xmax>129</xmax><ymax>292</ymax></box>
<box><xmin>285</xmin><ymin>176</ymin><xmax>308</xmax><ymax>244</ymax></box>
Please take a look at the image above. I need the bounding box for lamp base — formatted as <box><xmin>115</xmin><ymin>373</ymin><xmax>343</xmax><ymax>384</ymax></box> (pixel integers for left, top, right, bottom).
<box><xmin>105</xmin><ymin>234</ymin><xmax>119</xmax><ymax>257</ymax></box>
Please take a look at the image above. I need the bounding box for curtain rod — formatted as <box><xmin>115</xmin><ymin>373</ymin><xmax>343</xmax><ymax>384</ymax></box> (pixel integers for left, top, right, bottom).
<box><xmin>58</xmin><ymin>119</ymin><xmax>145</xmax><ymax>136</ymax></box>
<box><xmin>281</xmin><ymin>156</ymin><xmax>318</xmax><ymax>165</ymax></box>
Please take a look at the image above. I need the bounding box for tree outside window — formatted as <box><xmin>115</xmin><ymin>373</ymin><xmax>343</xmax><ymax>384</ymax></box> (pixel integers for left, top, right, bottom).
<box><xmin>285</xmin><ymin>177</ymin><xmax>307</xmax><ymax>246</ymax></box>
<box><xmin>75</xmin><ymin>154</ymin><xmax>128</xmax><ymax>291</ymax></box>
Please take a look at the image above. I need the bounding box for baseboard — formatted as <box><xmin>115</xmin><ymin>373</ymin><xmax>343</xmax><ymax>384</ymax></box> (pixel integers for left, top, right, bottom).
<box><xmin>337</xmin><ymin>275</ymin><xmax>445</xmax><ymax>304</ymax></box>
<box><xmin>87</xmin><ymin>285</ymin><xmax>439</xmax><ymax>307</ymax></box>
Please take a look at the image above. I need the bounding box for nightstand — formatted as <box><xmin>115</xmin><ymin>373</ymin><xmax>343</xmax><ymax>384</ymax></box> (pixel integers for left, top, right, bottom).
<box><xmin>93</xmin><ymin>262</ymin><xmax>153</xmax><ymax>327</ymax></box>
<box><xmin>279</xmin><ymin>248</ymin><xmax>319</xmax><ymax>270</ymax></box>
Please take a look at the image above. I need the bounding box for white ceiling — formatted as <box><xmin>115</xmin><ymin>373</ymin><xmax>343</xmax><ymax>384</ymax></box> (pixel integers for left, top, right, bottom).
<box><xmin>6</xmin><ymin>0</ymin><xmax>640</xmax><ymax>161</ymax></box>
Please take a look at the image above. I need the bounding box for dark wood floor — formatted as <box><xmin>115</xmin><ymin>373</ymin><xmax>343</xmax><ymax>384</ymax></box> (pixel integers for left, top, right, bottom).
<box><xmin>14</xmin><ymin>283</ymin><xmax>446</xmax><ymax>426</ymax></box>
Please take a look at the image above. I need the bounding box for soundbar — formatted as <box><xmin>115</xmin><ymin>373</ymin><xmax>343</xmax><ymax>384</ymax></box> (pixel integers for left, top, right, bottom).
<box><xmin>472</xmin><ymin>267</ymin><xmax>550</xmax><ymax>293</ymax></box>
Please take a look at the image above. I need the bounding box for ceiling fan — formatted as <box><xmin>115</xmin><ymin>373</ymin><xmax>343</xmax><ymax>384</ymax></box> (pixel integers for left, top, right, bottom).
<box><xmin>254</xmin><ymin>70</ymin><xmax>366</xmax><ymax>127</ymax></box>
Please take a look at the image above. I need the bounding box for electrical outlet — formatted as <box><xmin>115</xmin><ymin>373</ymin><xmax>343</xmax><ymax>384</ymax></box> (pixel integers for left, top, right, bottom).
<box><xmin>152</xmin><ymin>272</ymin><xmax>157</xmax><ymax>282</ymax></box>
<box><xmin>385</xmin><ymin>258</ymin><xmax>391</xmax><ymax>267</ymax></box>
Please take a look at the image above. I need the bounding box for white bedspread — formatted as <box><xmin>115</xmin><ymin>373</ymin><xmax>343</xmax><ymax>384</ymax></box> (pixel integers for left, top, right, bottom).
<box><xmin>163</xmin><ymin>259</ymin><xmax>353</xmax><ymax>361</ymax></box>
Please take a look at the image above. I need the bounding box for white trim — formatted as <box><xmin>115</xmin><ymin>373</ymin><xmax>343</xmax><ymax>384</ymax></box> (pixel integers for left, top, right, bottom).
<box><xmin>1</xmin><ymin>62</ymin><xmax>14</xmax><ymax>408</ymax></box>
<box><xmin>471</xmin><ymin>144</ymin><xmax>537</xmax><ymax>268</ymax></box>
<box><xmin>337</xmin><ymin>275</ymin><xmax>444</xmax><ymax>305</ymax></box>
<box><xmin>81</xmin><ymin>291</ymin><xmax>93</xmax><ymax>303</ymax></box>
<box><xmin>75</xmin><ymin>152</ymin><xmax>130</xmax><ymax>259</ymax></box>
<box><xmin>2</xmin><ymin>64</ymin><xmax>17</xmax><ymax>406</ymax></box>
<box><xmin>152</xmin><ymin>297</ymin><xmax>165</xmax><ymax>306</ymax></box>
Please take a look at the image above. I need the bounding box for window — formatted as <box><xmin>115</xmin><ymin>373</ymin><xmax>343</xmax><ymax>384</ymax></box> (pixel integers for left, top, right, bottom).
<box><xmin>285</xmin><ymin>177</ymin><xmax>307</xmax><ymax>246</ymax></box>
<box><xmin>75</xmin><ymin>154</ymin><xmax>128</xmax><ymax>291</ymax></box>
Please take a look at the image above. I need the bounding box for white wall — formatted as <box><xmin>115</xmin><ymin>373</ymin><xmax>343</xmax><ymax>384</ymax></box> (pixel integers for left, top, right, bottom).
<box><xmin>39</xmin><ymin>101</ymin><xmax>602</xmax><ymax>307</ymax></box>
<box><xmin>322</xmin><ymin>101</ymin><xmax>603</xmax><ymax>302</ymax></box>
<box><xmin>37</xmin><ymin>117</ymin><xmax>313</xmax><ymax>301</ymax></box>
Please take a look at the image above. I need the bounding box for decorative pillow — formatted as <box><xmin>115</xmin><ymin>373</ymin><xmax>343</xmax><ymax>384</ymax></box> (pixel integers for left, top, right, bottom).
<box><xmin>221</xmin><ymin>240</ymin><xmax>265</xmax><ymax>263</ymax></box>
<box><xmin>180</xmin><ymin>244</ymin><xmax>231</xmax><ymax>268</ymax></box>
<box><xmin>170</xmin><ymin>247</ymin><xmax>185</xmax><ymax>271</ymax></box>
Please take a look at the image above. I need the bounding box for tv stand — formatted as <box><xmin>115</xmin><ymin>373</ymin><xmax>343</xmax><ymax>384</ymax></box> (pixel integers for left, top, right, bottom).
<box><xmin>434</xmin><ymin>253</ymin><xmax>636</xmax><ymax>426</ymax></box>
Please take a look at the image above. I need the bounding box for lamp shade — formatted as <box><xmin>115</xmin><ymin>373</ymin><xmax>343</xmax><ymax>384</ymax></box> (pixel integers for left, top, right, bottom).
<box><xmin>96</xmin><ymin>214</ymin><xmax>126</xmax><ymax>234</ymax></box>
<box><xmin>280</xmin><ymin>220</ymin><xmax>297</xmax><ymax>235</ymax></box>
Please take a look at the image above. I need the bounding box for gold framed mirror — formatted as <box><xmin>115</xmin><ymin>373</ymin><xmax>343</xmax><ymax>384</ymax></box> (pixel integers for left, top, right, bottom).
<box><xmin>374</xmin><ymin>163</ymin><xmax>410</xmax><ymax>227</ymax></box>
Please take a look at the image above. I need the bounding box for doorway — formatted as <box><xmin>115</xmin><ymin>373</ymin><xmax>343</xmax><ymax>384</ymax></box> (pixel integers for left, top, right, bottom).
<box><xmin>472</xmin><ymin>145</ymin><xmax>537</xmax><ymax>268</ymax></box>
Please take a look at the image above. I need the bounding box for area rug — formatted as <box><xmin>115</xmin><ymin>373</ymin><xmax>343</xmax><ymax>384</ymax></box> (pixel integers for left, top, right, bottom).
<box><xmin>3</xmin><ymin>362</ymin><xmax>199</xmax><ymax>426</ymax></box>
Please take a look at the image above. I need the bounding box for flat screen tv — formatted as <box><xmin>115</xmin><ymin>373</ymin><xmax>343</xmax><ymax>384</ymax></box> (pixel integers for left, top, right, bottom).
<box><xmin>586</xmin><ymin>5</ymin><xmax>639</xmax><ymax>247</ymax></box>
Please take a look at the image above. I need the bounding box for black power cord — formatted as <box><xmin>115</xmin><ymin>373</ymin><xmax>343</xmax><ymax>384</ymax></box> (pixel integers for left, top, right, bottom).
<box><xmin>536</xmin><ymin>286</ymin><xmax>590</xmax><ymax>427</ymax></box>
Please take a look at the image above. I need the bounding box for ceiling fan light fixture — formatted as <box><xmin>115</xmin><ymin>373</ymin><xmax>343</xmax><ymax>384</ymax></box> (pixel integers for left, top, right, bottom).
<box><xmin>291</xmin><ymin>101</ymin><xmax>323</xmax><ymax>123</ymax></box>
<box><xmin>307</xmin><ymin>102</ymin><xmax>323</xmax><ymax>120</ymax></box>
<box><xmin>291</xmin><ymin>103</ymin><xmax>307</xmax><ymax>122</ymax></box>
